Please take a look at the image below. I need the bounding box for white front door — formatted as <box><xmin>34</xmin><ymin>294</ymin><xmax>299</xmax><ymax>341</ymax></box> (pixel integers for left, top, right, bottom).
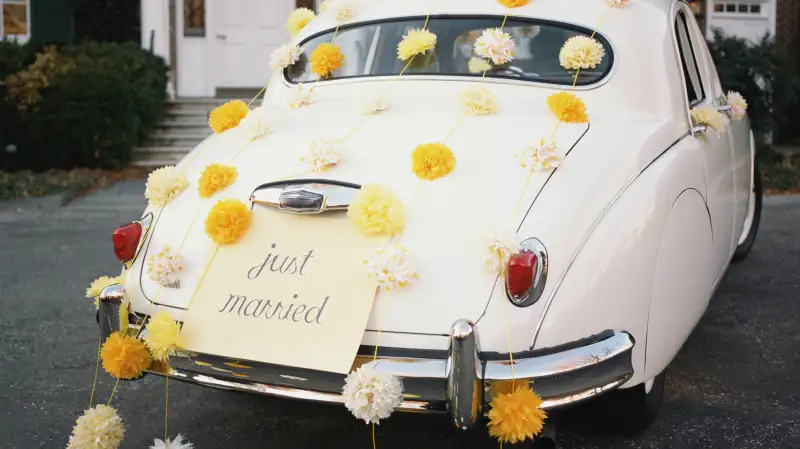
<box><xmin>211</xmin><ymin>0</ymin><xmax>295</xmax><ymax>90</ymax></box>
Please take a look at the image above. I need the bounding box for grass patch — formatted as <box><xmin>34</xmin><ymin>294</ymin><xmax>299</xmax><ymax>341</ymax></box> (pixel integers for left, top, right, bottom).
<box><xmin>759</xmin><ymin>148</ymin><xmax>800</xmax><ymax>195</ymax></box>
<box><xmin>0</xmin><ymin>167</ymin><xmax>149</xmax><ymax>200</ymax></box>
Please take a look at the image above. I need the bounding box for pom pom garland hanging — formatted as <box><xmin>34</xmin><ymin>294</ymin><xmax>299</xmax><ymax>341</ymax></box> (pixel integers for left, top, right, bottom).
<box><xmin>356</xmin><ymin>91</ymin><xmax>388</xmax><ymax>115</ymax></box>
<box><xmin>474</xmin><ymin>28</ymin><xmax>516</xmax><ymax>65</ymax></box>
<box><xmin>146</xmin><ymin>245</ymin><xmax>183</xmax><ymax>288</ymax></box>
<box><xmin>484</xmin><ymin>230</ymin><xmax>514</xmax><ymax>274</ymax></box>
<box><xmin>458</xmin><ymin>85</ymin><xmax>498</xmax><ymax>116</ymax></box>
<box><xmin>559</xmin><ymin>35</ymin><xmax>605</xmax><ymax>70</ymax></box>
<box><xmin>310</xmin><ymin>43</ymin><xmax>345</xmax><ymax>78</ymax></box>
<box><xmin>286</xmin><ymin>7</ymin><xmax>315</xmax><ymax>36</ymax></box>
<box><xmin>269</xmin><ymin>44</ymin><xmax>302</xmax><ymax>71</ymax></box>
<box><xmin>101</xmin><ymin>332</ymin><xmax>152</xmax><ymax>379</ymax></box>
<box><xmin>727</xmin><ymin>91</ymin><xmax>748</xmax><ymax>119</ymax></box>
<box><xmin>342</xmin><ymin>366</ymin><xmax>404</xmax><ymax>424</ymax></box>
<box><xmin>204</xmin><ymin>199</ymin><xmax>252</xmax><ymax>245</ymax></box>
<box><xmin>411</xmin><ymin>143</ymin><xmax>456</xmax><ymax>181</ymax></box>
<box><xmin>364</xmin><ymin>244</ymin><xmax>418</xmax><ymax>291</ymax></box>
<box><xmin>516</xmin><ymin>138</ymin><xmax>561</xmax><ymax>172</ymax></box>
<box><xmin>302</xmin><ymin>138</ymin><xmax>346</xmax><ymax>172</ymax></box>
<box><xmin>150</xmin><ymin>434</ymin><xmax>194</xmax><ymax>449</ymax></box>
<box><xmin>547</xmin><ymin>92</ymin><xmax>588</xmax><ymax>123</ymax></box>
<box><xmin>487</xmin><ymin>383</ymin><xmax>548</xmax><ymax>444</ymax></box>
<box><xmin>198</xmin><ymin>163</ymin><xmax>239</xmax><ymax>198</ymax></box>
<box><xmin>144</xmin><ymin>311</ymin><xmax>182</xmax><ymax>362</ymax></box>
<box><xmin>208</xmin><ymin>99</ymin><xmax>249</xmax><ymax>134</ymax></box>
<box><xmin>67</xmin><ymin>405</ymin><xmax>125</xmax><ymax>449</ymax></box>
<box><xmin>145</xmin><ymin>166</ymin><xmax>189</xmax><ymax>207</ymax></box>
<box><xmin>397</xmin><ymin>29</ymin><xmax>437</xmax><ymax>61</ymax></box>
<box><xmin>347</xmin><ymin>184</ymin><xmax>406</xmax><ymax>236</ymax></box>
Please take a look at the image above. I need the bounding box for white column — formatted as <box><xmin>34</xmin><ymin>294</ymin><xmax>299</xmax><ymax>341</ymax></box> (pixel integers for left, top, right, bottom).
<box><xmin>141</xmin><ymin>0</ymin><xmax>172</xmax><ymax>66</ymax></box>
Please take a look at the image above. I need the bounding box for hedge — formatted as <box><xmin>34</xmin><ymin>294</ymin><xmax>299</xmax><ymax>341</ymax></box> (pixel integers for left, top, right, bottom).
<box><xmin>0</xmin><ymin>41</ymin><xmax>168</xmax><ymax>171</ymax></box>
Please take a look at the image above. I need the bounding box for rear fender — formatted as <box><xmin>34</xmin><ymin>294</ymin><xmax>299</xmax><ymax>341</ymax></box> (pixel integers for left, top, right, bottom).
<box><xmin>534</xmin><ymin>137</ymin><xmax>709</xmax><ymax>387</ymax></box>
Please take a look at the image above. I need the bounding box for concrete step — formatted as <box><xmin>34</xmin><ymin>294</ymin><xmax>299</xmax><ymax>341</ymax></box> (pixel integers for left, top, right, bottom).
<box><xmin>151</xmin><ymin>129</ymin><xmax>210</xmax><ymax>140</ymax></box>
<box><xmin>143</xmin><ymin>136</ymin><xmax>205</xmax><ymax>147</ymax></box>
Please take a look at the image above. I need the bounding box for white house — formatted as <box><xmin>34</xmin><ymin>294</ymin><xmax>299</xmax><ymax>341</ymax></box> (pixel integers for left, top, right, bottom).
<box><xmin>139</xmin><ymin>0</ymin><xmax>779</xmax><ymax>99</ymax></box>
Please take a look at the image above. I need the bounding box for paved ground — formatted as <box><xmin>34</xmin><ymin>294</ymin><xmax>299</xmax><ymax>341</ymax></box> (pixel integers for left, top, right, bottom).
<box><xmin>0</xmin><ymin>181</ymin><xmax>798</xmax><ymax>449</ymax></box>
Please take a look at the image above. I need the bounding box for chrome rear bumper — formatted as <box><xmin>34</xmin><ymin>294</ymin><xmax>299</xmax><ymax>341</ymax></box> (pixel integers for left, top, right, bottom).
<box><xmin>99</xmin><ymin>285</ymin><xmax>634</xmax><ymax>430</ymax></box>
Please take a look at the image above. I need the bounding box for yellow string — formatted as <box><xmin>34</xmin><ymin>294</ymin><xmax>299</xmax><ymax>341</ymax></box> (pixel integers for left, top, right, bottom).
<box><xmin>247</xmin><ymin>75</ymin><xmax>275</xmax><ymax>107</ymax></box>
<box><xmin>107</xmin><ymin>378</ymin><xmax>120</xmax><ymax>406</ymax></box>
<box><xmin>88</xmin><ymin>336</ymin><xmax>101</xmax><ymax>407</ymax></box>
<box><xmin>231</xmin><ymin>137</ymin><xmax>257</xmax><ymax>161</ymax></box>
<box><xmin>442</xmin><ymin>112</ymin><xmax>468</xmax><ymax>144</ymax></box>
<box><xmin>179</xmin><ymin>136</ymin><xmax>215</xmax><ymax>174</ymax></box>
<box><xmin>181</xmin><ymin>245</ymin><xmax>221</xmax><ymax>315</ymax></box>
<box><xmin>164</xmin><ymin>376</ymin><xmax>169</xmax><ymax>442</ymax></box>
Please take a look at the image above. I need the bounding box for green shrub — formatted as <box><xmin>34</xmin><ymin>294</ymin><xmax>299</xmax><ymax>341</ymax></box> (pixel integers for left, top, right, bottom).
<box><xmin>707</xmin><ymin>31</ymin><xmax>800</xmax><ymax>143</ymax></box>
<box><xmin>0</xmin><ymin>41</ymin><xmax>167</xmax><ymax>171</ymax></box>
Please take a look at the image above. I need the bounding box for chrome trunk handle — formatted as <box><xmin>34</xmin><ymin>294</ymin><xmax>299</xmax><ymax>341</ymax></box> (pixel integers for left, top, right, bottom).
<box><xmin>250</xmin><ymin>180</ymin><xmax>361</xmax><ymax>214</ymax></box>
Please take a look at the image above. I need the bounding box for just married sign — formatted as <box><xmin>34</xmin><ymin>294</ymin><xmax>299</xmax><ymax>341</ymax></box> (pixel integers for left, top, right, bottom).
<box><xmin>179</xmin><ymin>207</ymin><xmax>383</xmax><ymax>374</ymax></box>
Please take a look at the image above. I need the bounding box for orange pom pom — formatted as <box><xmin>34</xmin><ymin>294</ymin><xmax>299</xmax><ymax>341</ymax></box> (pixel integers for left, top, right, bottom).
<box><xmin>100</xmin><ymin>332</ymin><xmax>152</xmax><ymax>379</ymax></box>
<box><xmin>411</xmin><ymin>143</ymin><xmax>456</xmax><ymax>181</ymax></box>
<box><xmin>198</xmin><ymin>163</ymin><xmax>238</xmax><ymax>198</ymax></box>
<box><xmin>547</xmin><ymin>92</ymin><xmax>588</xmax><ymax>123</ymax></box>
<box><xmin>487</xmin><ymin>383</ymin><xmax>547</xmax><ymax>444</ymax></box>
<box><xmin>497</xmin><ymin>0</ymin><xmax>531</xmax><ymax>7</ymax></box>
<box><xmin>209</xmin><ymin>100</ymin><xmax>249</xmax><ymax>133</ymax></box>
<box><xmin>310</xmin><ymin>43</ymin><xmax>344</xmax><ymax>78</ymax></box>
<box><xmin>204</xmin><ymin>199</ymin><xmax>252</xmax><ymax>245</ymax></box>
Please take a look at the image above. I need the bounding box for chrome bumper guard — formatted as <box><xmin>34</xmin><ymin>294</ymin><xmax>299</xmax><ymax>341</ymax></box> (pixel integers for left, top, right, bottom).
<box><xmin>99</xmin><ymin>285</ymin><xmax>635</xmax><ymax>430</ymax></box>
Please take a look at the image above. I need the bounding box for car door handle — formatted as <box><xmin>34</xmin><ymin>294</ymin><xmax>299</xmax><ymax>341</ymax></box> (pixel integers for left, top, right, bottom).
<box><xmin>216</xmin><ymin>33</ymin><xmax>227</xmax><ymax>40</ymax></box>
<box><xmin>715</xmin><ymin>104</ymin><xmax>732</xmax><ymax>113</ymax></box>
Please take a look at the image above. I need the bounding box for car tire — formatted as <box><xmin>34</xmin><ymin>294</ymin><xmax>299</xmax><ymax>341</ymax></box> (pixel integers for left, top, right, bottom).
<box><xmin>591</xmin><ymin>370</ymin><xmax>667</xmax><ymax>435</ymax></box>
<box><xmin>732</xmin><ymin>162</ymin><xmax>763</xmax><ymax>263</ymax></box>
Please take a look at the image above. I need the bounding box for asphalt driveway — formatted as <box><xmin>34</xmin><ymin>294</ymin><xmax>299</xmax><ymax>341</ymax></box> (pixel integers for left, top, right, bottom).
<box><xmin>0</xmin><ymin>181</ymin><xmax>798</xmax><ymax>448</ymax></box>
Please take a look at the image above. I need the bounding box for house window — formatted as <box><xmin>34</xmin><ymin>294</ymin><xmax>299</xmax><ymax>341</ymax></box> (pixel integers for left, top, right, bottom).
<box><xmin>1</xmin><ymin>0</ymin><xmax>29</xmax><ymax>40</ymax></box>
<box><xmin>711</xmin><ymin>1</ymin><xmax>766</xmax><ymax>15</ymax></box>
<box><xmin>184</xmin><ymin>0</ymin><xmax>205</xmax><ymax>37</ymax></box>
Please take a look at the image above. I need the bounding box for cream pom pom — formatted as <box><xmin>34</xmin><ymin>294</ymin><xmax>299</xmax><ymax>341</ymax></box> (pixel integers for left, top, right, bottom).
<box><xmin>397</xmin><ymin>28</ymin><xmax>437</xmax><ymax>61</ymax></box>
<box><xmin>342</xmin><ymin>366</ymin><xmax>404</xmax><ymax>424</ymax></box>
<box><xmin>146</xmin><ymin>245</ymin><xmax>183</xmax><ymax>288</ymax></box>
<box><xmin>302</xmin><ymin>137</ymin><xmax>346</xmax><ymax>172</ymax></box>
<box><xmin>324</xmin><ymin>0</ymin><xmax>355</xmax><ymax>22</ymax></box>
<box><xmin>364</xmin><ymin>244</ymin><xmax>418</xmax><ymax>291</ymax></box>
<box><xmin>606</xmin><ymin>0</ymin><xmax>631</xmax><ymax>7</ymax></box>
<box><xmin>691</xmin><ymin>105</ymin><xmax>726</xmax><ymax>134</ymax></box>
<box><xmin>269</xmin><ymin>44</ymin><xmax>302</xmax><ymax>71</ymax></box>
<box><xmin>458</xmin><ymin>85</ymin><xmax>497</xmax><ymax>115</ymax></box>
<box><xmin>516</xmin><ymin>138</ymin><xmax>561</xmax><ymax>172</ymax></box>
<box><xmin>727</xmin><ymin>91</ymin><xmax>748</xmax><ymax>119</ymax></box>
<box><xmin>145</xmin><ymin>166</ymin><xmax>188</xmax><ymax>207</ymax></box>
<box><xmin>559</xmin><ymin>35</ymin><xmax>605</xmax><ymax>70</ymax></box>
<box><xmin>288</xmin><ymin>83</ymin><xmax>313</xmax><ymax>109</ymax></box>
<box><xmin>474</xmin><ymin>28</ymin><xmax>516</xmax><ymax>65</ymax></box>
<box><xmin>467</xmin><ymin>56</ymin><xmax>492</xmax><ymax>74</ymax></box>
<box><xmin>150</xmin><ymin>433</ymin><xmax>194</xmax><ymax>449</ymax></box>
<box><xmin>67</xmin><ymin>405</ymin><xmax>125</xmax><ymax>449</ymax></box>
<box><xmin>237</xmin><ymin>106</ymin><xmax>275</xmax><ymax>140</ymax></box>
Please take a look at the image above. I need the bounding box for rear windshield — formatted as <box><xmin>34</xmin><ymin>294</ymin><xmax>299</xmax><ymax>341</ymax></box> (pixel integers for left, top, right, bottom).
<box><xmin>286</xmin><ymin>16</ymin><xmax>613</xmax><ymax>86</ymax></box>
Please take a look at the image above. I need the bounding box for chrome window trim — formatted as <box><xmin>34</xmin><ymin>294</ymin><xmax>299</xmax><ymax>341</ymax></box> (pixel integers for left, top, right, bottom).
<box><xmin>282</xmin><ymin>14</ymin><xmax>617</xmax><ymax>92</ymax></box>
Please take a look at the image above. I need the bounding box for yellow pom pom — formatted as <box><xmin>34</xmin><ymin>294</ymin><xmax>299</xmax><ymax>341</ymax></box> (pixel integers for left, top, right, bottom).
<box><xmin>412</xmin><ymin>143</ymin><xmax>456</xmax><ymax>181</ymax></box>
<box><xmin>86</xmin><ymin>276</ymin><xmax>122</xmax><ymax>309</ymax></box>
<box><xmin>397</xmin><ymin>28</ymin><xmax>437</xmax><ymax>61</ymax></box>
<box><xmin>144</xmin><ymin>311</ymin><xmax>181</xmax><ymax>362</ymax></box>
<box><xmin>204</xmin><ymin>199</ymin><xmax>252</xmax><ymax>245</ymax></box>
<box><xmin>209</xmin><ymin>100</ymin><xmax>249</xmax><ymax>134</ymax></box>
<box><xmin>497</xmin><ymin>0</ymin><xmax>531</xmax><ymax>7</ymax></box>
<box><xmin>198</xmin><ymin>163</ymin><xmax>238</xmax><ymax>198</ymax></box>
<box><xmin>347</xmin><ymin>184</ymin><xmax>405</xmax><ymax>236</ymax></box>
<box><xmin>118</xmin><ymin>303</ymin><xmax>129</xmax><ymax>337</ymax></box>
<box><xmin>547</xmin><ymin>92</ymin><xmax>588</xmax><ymax>123</ymax></box>
<box><xmin>310</xmin><ymin>43</ymin><xmax>344</xmax><ymax>78</ymax></box>
<box><xmin>101</xmin><ymin>332</ymin><xmax>152</xmax><ymax>379</ymax></box>
<box><xmin>286</xmin><ymin>7</ymin><xmax>315</xmax><ymax>36</ymax></box>
<box><xmin>487</xmin><ymin>383</ymin><xmax>547</xmax><ymax>444</ymax></box>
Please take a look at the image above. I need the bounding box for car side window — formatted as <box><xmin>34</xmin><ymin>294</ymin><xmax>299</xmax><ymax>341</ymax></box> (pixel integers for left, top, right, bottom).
<box><xmin>674</xmin><ymin>12</ymin><xmax>705</xmax><ymax>107</ymax></box>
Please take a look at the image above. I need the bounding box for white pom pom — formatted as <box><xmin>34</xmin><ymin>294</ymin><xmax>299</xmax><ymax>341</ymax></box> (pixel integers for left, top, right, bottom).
<box><xmin>342</xmin><ymin>366</ymin><xmax>404</xmax><ymax>424</ymax></box>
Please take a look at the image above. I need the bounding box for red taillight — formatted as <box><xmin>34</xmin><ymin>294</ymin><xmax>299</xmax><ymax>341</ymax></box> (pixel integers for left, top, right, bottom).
<box><xmin>505</xmin><ymin>251</ymin><xmax>538</xmax><ymax>299</ymax></box>
<box><xmin>112</xmin><ymin>222</ymin><xmax>143</xmax><ymax>263</ymax></box>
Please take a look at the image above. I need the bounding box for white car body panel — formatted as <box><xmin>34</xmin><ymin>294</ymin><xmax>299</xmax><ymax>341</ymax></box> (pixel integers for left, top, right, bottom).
<box><xmin>119</xmin><ymin>0</ymin><xmax>754</xmax><ymax>388</ymax></box>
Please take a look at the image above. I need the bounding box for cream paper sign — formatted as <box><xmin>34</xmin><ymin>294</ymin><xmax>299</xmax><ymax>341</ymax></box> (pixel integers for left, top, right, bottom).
<box><xmin>180</xmin><ymin>207</ymin><xmax>383</xmax><ymax>374</ymax></box>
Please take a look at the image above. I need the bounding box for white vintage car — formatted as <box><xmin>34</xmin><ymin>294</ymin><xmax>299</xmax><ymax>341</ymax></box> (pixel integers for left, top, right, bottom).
<box><xmin>98</xmin><ymin>0</ymin><xmax>761</xmax><ymax>442</ymax></box>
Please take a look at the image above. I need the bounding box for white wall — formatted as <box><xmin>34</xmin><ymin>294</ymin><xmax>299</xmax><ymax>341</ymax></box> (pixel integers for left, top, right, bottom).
<box><xmin>705</xmin><ymin>0</ymin><xmax>776</xmax><ymax>42</ymax></box>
